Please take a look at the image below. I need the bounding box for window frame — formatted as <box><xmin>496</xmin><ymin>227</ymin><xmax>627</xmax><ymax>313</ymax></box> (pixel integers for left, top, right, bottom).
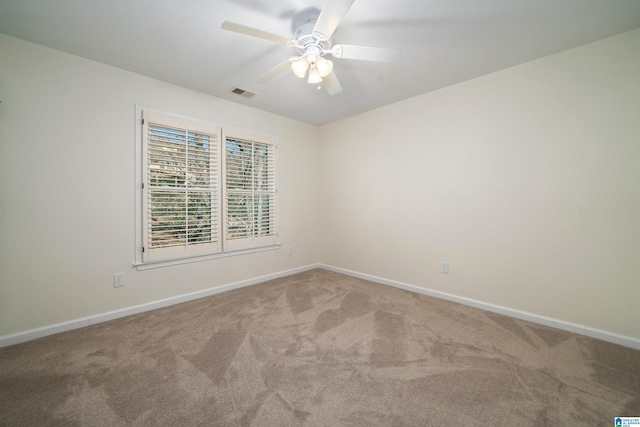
<box><xmin>134</xmin><ymin>106</ymin><xmax>280</xmax><ymax>270</ymax></box>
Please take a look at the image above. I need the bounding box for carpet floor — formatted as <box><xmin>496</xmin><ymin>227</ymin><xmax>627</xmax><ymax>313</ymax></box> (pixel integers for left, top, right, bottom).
<box><xmin>1</xmin><ymin>268</ymin><xmax>639</xmax><ymax>426</ymax></box>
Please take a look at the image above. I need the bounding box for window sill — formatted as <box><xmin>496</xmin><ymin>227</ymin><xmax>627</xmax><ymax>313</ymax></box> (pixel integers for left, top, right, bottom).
<box><xmin>134</xmin><ymin>244</ymin><xmax>281</xmax><ymax>271</ymax></box>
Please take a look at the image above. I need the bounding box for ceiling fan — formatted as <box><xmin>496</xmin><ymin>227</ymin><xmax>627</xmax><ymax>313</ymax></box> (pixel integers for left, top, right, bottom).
<box><xmin>221</xmin><ymin>0</ymin><xmax>402</xmax><ymax>95</ymax></box>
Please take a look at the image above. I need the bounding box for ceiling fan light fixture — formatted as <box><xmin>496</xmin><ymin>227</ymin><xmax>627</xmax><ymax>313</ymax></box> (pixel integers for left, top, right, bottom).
<box><xmin>221</xmin><ymin>0</ymin><xmax>402</xmax><ymax>96</ymax></box>
<box><xmin>316</xmin><ymin>57</ymin><xmax>333</xmax><ymax>77</ymax></box>
<box><xmin>307</xmin><ymin>66</ymin><xmax>323</xmax><ymax>84</ymax></box>
<box><xmin>291</xmin><ymin>57</ymin><xmax>309</xmax><ymax>78</ymax></box>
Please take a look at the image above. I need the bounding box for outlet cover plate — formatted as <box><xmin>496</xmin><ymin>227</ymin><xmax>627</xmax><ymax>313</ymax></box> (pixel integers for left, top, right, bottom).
<box><xmin>440</xmin><ymin>262</ymin><xmax>449</xmax><ymax>274</ymax></box>
<box><xmin>113</xmin><ymin>273</ymin><xmax>124</xmax><ymax>287</ymax></box>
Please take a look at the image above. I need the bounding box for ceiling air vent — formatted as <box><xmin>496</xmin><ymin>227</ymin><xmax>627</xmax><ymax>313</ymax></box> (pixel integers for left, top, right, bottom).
<box><xmin>230</xmin><ymin>87</ymin><xmax>256</xmax><ymax>98</ymax></box>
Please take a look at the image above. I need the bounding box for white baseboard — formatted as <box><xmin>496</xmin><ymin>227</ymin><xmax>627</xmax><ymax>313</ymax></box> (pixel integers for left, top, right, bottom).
<box><xmin>0</xmin><ymin>264</ymin><xmax>320</xmax><ymax>348</ymax></box>
<box><xmin>318</xmin><ymin>264</ymin><xmax>640</xmax><ymax>351</ymax></box>
<box><xmin>3</xmin><ymin>263</ymin><xmax>639</xmax><ymax>351</ymax></box>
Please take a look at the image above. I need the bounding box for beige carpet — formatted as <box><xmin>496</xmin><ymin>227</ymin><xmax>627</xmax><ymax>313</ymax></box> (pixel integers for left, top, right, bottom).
<box><xmin>1</xmin><ymin>269</ymin><xmax>639</xmax><ymax>426</ymax></box>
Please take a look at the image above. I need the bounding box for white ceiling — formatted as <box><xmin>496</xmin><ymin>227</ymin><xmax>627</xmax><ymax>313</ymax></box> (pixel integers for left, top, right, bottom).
<box><xmin>1</xmin><ymin>0</ymin><xmax>639</xmax><ymax>126</ymax></box>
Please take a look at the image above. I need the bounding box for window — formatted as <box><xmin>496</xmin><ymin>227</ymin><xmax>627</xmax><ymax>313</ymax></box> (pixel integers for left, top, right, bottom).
<box><xmin>136</xmin><ymin>108</ymin><xmax>278</xmax><ymax>266</ymax></box>
<box><xmin>223</xmin><ymin>130</ymin><xmax>278</xmax><ymax>252</ymax></box>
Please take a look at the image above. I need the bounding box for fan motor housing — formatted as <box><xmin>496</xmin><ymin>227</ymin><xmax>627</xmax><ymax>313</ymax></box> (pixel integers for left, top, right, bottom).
<box><xmin>296</xmin><ymin>33</ymin><xmax>331</xmax><ymax>50</ymax></box>
<box><xmin>291</xmin><ymin>7</ymin><xmax>321</xmax><ymax>35</ymax></box>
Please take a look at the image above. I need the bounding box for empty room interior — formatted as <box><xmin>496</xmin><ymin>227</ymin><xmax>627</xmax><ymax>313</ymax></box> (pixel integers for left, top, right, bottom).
<box><xmin>1</xmin><ymin>0</ymin><xmax>639</xmax><ymax>425</ymax></box>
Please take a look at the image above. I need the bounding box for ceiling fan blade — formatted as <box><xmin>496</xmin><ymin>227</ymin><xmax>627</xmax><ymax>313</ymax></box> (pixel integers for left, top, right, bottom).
<box><xmin>332</xmin><ymin>44</ymin><xmax>402</xmax><ymax>62</ymax></box>
<box><xmin>221</xmin><ymin>21</ymin><xmax>290</xmax><ymax>45</ymax></box>
<box><xmin>255</xmin><ymin>60</ymin><xmax>291</xmax><ymax>84</ymax></box>
<box><xmin>313</xmin><ymin>0</ymin><xmax>356</xmax><ymax>40</ymax></box>
<box><xmin>323</xmin><ymin>71</ymin><xmax>343</xmax><ymax>95</ymax></box>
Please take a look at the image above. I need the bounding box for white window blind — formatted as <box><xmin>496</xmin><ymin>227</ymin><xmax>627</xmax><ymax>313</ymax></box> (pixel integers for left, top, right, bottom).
<box><xmin>137</xmin><ymin>109</ymin><xmax>279</xmax><ymax>266</ymax></box>
<box><xmin>142</xmin><ymin>111</ymin><xmax>220</xmax><ymax>262</ymax></box>
<box><xmin>224</xmin><ymin>130</ymin><xmax>278</xmax><ymax>252</ymax></box>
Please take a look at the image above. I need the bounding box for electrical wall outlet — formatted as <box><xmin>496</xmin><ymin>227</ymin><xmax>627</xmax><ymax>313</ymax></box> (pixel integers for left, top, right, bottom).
<box><xmin>288</xmin><ymin>246</ymin><xmax>294</xmax><ymax>256</ymax></box>
<box><xmin>113</xmin><ymin>273</ymin><xmax>124</xmax><ymax>287</ymax></box>
<box><xmin>440</xmin><ymin>262</ymin><xmax>449</xmax><ymax>274</ymax></box>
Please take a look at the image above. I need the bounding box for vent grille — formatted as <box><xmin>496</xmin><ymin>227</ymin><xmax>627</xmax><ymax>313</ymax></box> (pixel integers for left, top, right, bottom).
<box><xmin>230</xmin><ymin>87</ymin><xmax>257</xmax><ymax>98</ymax></box>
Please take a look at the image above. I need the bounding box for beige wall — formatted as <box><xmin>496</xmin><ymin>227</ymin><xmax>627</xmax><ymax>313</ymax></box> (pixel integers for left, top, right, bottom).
<box><xmin>318</xmin><ymin>29</ymin><xmax>640</xmax><ymax>340</ymax></box>
<box><xmin>2</xmin><ymin>29</ymin><xmax>639</xmax><ymax>342</ymax></box>
<box><xmin>0</xmin><ymin>34</ymin><xmax>320</xmax><ymax>336</ymax></box>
